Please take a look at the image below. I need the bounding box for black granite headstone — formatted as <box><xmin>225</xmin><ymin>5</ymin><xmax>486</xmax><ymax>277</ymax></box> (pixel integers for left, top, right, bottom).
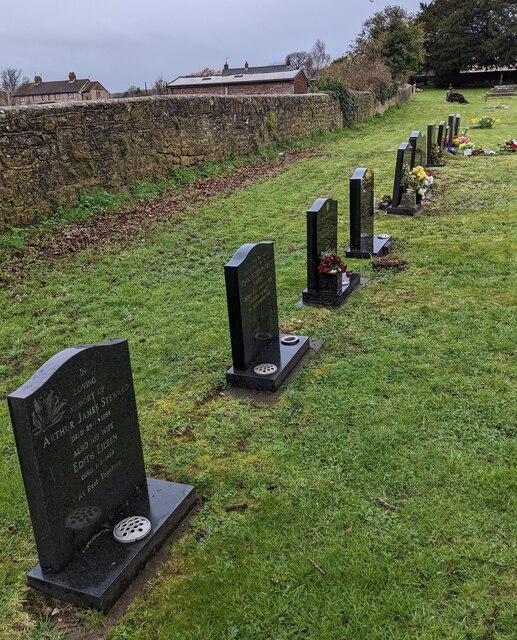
<box><xmin>387</xmin><ymin>142</ymin><xmax>420</xmax><ymax>216</ymax></box>
<box><xmin>345</xmin><ymin>168</ymin><xmax>391</xmax><ymax>259</ymax></box>
<box><xmin>448</xmin><ymin>114</ymin><xmax>455</xmax><ymax>145</ymax></box>
<box><xmin>301</xmin><ymin>198</ymin><xmax>360</xmax><ymax>305</ymax></box>
<box><xmin>409</xmin><ymin>130</ymin><xmax>427</xmax><ymax>169</ymax></box>
<box><xmin>454</xmin><ymin>113</ymin><xmax>461</xmax><ymax>136</ymax></box>
<box><xmin>8</xmin><ymin>339</ymin><xmax>195</xmax><ymax>610</ymax></box>
<box><xmin>437</xmin><ymin>121</ymin><xmax>446</xmax><ymax>149</ymax></box>
<box><xmin>426</xmin><ymin>124</ymin><xmax>435</xmax><ymax>167</ymax></box>
<box><xmin>225</xmin><ymin>242</ymin><xmax>309</xmax><ymax>391</ymax></box>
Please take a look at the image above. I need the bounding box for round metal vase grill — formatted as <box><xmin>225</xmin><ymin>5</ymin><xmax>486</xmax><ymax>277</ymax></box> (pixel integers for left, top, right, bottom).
<box><xmin>253</xmin><ymin>363</ymin><xmax>278</xmax><ymax>376</ymax></box>
<box><xmin>280</xmin><ymin>335</ymin><xmax>299</xmax><ymax>345</ymax></box>
<box><xmin>113</xmin><ymin>516</ymin><xmax>152</xmax><ymax>543</ymax></box>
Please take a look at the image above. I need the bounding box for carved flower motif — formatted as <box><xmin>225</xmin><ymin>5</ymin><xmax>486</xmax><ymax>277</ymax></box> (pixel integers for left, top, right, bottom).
<box><xmin>31</xmin><ymin>390</ymin><xmax>67</xmax><ymax>437</ymax></box>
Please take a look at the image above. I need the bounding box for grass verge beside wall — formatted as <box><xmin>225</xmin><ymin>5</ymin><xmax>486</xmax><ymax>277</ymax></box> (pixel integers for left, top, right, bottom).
<box><xmin>0</xmin><ymin>94</ymin><xmax>341</xmax><ymax>230</ymax></box>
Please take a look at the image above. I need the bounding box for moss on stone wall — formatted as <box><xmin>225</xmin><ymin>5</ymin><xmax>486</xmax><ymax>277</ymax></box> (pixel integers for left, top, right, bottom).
<box><xmin>0</xmin><ymin>94</ymin><xmax>342</xmax><ymax>229</ymax></box>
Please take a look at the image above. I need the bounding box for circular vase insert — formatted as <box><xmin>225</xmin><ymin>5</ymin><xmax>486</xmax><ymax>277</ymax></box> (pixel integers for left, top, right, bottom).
<box><xmin>280</xmin><ymin>335</ymin><xmax>300</xmax><ymax>346</ymax></box>
<box><xmin>113</xmin><ymin>516</ymin><xmax>152</xmax><ymax>543</ymax></box>
<box><xmin>65</xmin><ymin>505</ymin><xmax>101</xmax><ymax>530</ymax></box>
<box><xmin>253</xmin><ymin>363</ymin><xmax>278</xmax><ymax>375</ymax></box>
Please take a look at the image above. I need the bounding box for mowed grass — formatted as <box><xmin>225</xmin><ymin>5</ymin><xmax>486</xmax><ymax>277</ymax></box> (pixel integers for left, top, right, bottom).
<box><xmin>0</xmin><ymin>89</ymin><xmax>516</xmax><ymax>639</ymax></box>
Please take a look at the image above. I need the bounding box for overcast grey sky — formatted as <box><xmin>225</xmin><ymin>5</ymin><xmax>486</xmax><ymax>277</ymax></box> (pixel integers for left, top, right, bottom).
<box><xmin>1</xmin><ymin>0</ymin><xmax>423</xmax><ymax>92</ymax></box>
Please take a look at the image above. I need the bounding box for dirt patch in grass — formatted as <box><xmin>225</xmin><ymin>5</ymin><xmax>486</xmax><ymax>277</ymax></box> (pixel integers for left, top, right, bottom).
<box><xmin>371</xmin><ymin>255</ymin><xmax>407</xmax><ymax>270</ymax></box>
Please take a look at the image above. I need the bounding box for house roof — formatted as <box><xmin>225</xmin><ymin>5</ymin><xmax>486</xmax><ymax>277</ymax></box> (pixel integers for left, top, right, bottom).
<box><xmin>168</xmin><ymin>69</ymin><xmax>305</xmax><ymax>88</ymax></box>
<box><xmin>222</xmin><ymin>63</ymin><xmax>292</xmax><ymax>76</ymax></box>
<box><xmin>14</xmin><ymin>79</ymin><xmax>108</xmax><ymax>97</ymax></box>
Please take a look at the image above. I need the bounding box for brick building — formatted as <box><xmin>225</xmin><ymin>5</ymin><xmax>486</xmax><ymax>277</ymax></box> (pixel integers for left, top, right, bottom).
<box><xmin>14</xmin><ymin>72</ymin><xmax>109</xmax><ymax>105</ymax></box>
<box><xmin>168</xmin><ymin>62</ymin><xmax>309</xmax><ymax>96</ymax></box>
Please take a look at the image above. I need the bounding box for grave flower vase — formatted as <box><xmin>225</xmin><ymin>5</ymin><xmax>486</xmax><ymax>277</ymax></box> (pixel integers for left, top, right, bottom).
<box><xmin>319</xmin><ymin>270</ymin><xmax>341</xmax><ymax>293</ymax></box>
<box><xmin>400</xmin><ymin>189</ymin><xmax>417</xmax><ymax>209</ymax></box>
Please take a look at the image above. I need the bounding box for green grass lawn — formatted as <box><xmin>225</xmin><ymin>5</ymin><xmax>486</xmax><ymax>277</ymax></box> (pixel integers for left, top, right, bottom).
<box><xmin>0</xmin><ymin>89</ymin><xmax>516</xmax><ymax>639</ymax></box>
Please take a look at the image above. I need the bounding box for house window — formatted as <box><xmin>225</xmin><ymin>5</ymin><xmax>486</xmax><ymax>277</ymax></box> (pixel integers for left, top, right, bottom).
<box><xmin>68</xmin><ymin>92</ymin><xmax>74</xmax><ymax>98</ymax></box>
<box><xmin>55</xmin><ymin>94</ymin><xmax>60</xmax><ymax>100</ymax></box>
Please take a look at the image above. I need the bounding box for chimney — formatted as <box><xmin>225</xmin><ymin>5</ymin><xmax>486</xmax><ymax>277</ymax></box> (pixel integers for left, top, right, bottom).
<box><xmin>223</xmin><ymin>61</ymin><xmax>229</xmax><ymax>71</ymax></box>
<box><xmin>68</xmin><ymin>71</ymin><xmax>76</xmax><ymax>82</ymax></box>
<box><xmin>286</xmin><ymin>56</ymin><xmax>291</xmax><ymax>68</ymax></box>
<box><xmin>244</xmin><ymin>61</ymin><xmax>249</xmax><ymax>71</ymax></box>
<box><xmin>34</xmin><ymin>75</ymin><xmax>42</xmax><ymax>85</ymax></box>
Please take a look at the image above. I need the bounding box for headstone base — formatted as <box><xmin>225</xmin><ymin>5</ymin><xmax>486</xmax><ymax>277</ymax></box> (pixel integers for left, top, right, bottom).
<box><xmin>227</xmin><ymin>334</ymin><xmax>309</xmax><ymax>391</ymax></box>
<box><xmin>386</xmin><ymin>204</ymin><xmax>422</xmax><ymax>217</ymax></box>
<box><xmin>302</xmin><ymin>271</ymin><xmax>361</xmax><ymax>306</ymax></box>
<box><xmin>345</xmin><ymin>236</ymin><xmax>392</xmax><ymax>259</ymax></box>
<box><xmin>27</xmin><ymin>478</ymin><xmax>196</xmax><ymax>612</ymax></box>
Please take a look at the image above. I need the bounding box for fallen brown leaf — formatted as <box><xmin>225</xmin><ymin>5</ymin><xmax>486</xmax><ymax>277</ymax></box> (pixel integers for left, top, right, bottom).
<box><xmin>376</xmin><ymin>497</ymin><xmax>400</xmax><ymax>511</ymax></box>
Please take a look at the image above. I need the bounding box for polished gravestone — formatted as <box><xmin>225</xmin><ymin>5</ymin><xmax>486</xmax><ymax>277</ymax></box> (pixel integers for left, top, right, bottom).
<box><xmin>448</xmin><ymin>114</ymin><xmax>455</xmax><ymax>145</ymax></box>
<box><xmin>409</xmin><ymin>130</ymin><xmax>427</xmax><ymax>168</ymax></box>
<box><xmin>345</xmin><ymin>168</ymin><xmax>391</xmax><ymax>259</ymax></box>
<box><xmin>437</xmin><ymin>121</ymin><xmax>446</xmax><ymax>149</ymax></box>
<box><xmin>225</xmin><ymin>241</ymin><xmax>309</xmax><ymax>391</ymax></box>
<box><xmin>387</xmin><ymin>142</ymin><xmax>421</xmax><ymax>216</ymax></box>
<box><xmin>302</xmin><ymin>197</ymin><xmax>360</xmax><ymax>304</ymax></box>
<box><xmin>454</xmin><ymin>113</ymin><xmax>461</xmax><ymax>136</ymax></box>
<box><xmin>7</xmin><ymin>339</ymin><xmax>195</xmax><ymax>611</ymax></box>
<box><xmin>426</xmin><ymin>124</ymin><xmax>435</xmax><ymax>167</ymax></box>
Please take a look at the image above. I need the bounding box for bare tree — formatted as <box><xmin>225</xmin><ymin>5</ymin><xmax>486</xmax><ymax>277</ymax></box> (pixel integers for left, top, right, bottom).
<box><xmin>189</xmin><ymin>67</ymin><xmax>221</xmax><ymax>77</ymax></box>
<box><xmin>285</xmin><ymin>40</ymin><xmax>330</xmax><ymax>78</ymax></box>
<box><xmin>310</xmin><ymin>39</ymin><xmax>331</xmax><ymax>74</ymax></box>
<box><xmin>285</xmin><ymin>51</ymin><xmax>312</xmax><ymax>71</ymax></box>
<box><xmin>1</xmin><ymin>68</ymin><xmax>29</xmax><ymax>106</ymax></box>
<box><xmin>152</xmin><ymin>76</ymin><xmax>168</xmax><ymax>95</ymax></box>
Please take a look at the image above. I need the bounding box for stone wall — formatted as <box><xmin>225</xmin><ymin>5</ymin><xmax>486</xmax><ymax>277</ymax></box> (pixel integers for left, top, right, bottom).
<box><xmin>0</xmin><ymin>94</ymin><xmax>341</xmax><ymax>229</ymax></box>
<box><xmin>355</xmin><ymin>84</ymin><xmax>413</xmax><ymax>122</ymax></box>
<box><xmin>0</xmin><ymin>87</ymin><xmax>412</xmax><ymax>230</ymax></box>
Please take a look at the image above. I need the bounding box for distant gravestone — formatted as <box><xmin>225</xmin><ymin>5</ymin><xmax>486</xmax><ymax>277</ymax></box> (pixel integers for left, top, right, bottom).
<box><xmin>437</xmin><ymin>121</ymin><xmax>446</xmax><ymax>149</ymax></box>
<box><xmin>302</xmin><ymin>198</ymin><xmax>360</xmax><ymax>304</ymax></box>
<box><xmin>225</xmin><ymin>242</ymin><xmax>309</xmax><ymax>391</ymax></box>
<box><xmin>387</xmin><ymin>142</ymin><xmax>420</xmax><ymax>216</ymax></box>
<box><xmin>448</xmin><ymin>114</ymin><xmax>455</xmax><ymax>145</ymax></box>
<box><xmin>8</xmin><ymin>339</ymin><xmax>195</xmax><ymax>611</ymax></box>
<box><xmin>345</xmin><ymin>168</ymin><xmax>391</xmax><ymax>259</ymax></box>
<box><xmin>409</xmin><ymin>130</ymin><xmax>427</xmax><ymax>168</ymax></box>
<box><xmin>454</xmin><ymin>113</ymin><xmax>461</xmax><ymax>136</ymax></box>
<box><xmin>426</xmin><ymin>124</ymin><xmax>435</xmax><ymax>167</ymax></box>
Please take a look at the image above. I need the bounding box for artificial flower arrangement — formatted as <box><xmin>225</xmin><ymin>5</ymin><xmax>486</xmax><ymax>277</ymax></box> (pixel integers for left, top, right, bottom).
<box><xmin>377</xmin><ymin>193</ymin><xmax>393</xmax><ymax>210</ymax></box>
<box><xmin>452</xmin><ymin>135</ymin><xmax>470</xmax><ymax>147</ymax></box>
<box><xmin>318</xmin><ymin>251</ymin><xmax>349</xmax><ymax>275</ymax></box>
<box><xmin>470</xmin><ymin>116</ymin><xmax>500</xmax><ymax>129</ymax></box>
<box><xmin>448</xmin><ymin>134</ymin><xmax>471</xmax><ymax>154</ymax></box>
<box><xmin>430</xmin><ymin>142</ymin><xmax>446</xmax><ymax>166</ymax></box>
<box><xmin>458</xmin><ymin>141</ymin><xmax>476</xmax><ymax>153</ymax></box>
<box><xmin>447</xmin><ymin>135</ymin><xmax>495</xmax><ymax>156</ymax></box>
<box><xmin>498</xmin><ymin>139</ymin><xmax>517</xmax><ymax>152</ymax></box>
<box><xmin>401</xmin><ymin>165</ymin><xmax>434</xmax><ymax>198</ymax></box>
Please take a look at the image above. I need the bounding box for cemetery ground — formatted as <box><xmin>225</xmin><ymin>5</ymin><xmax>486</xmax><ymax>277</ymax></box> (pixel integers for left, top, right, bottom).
<box><xmin>0</xmin><ymin>89</ymin><xmax>516</xmax><ymax>639</ymax></box>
